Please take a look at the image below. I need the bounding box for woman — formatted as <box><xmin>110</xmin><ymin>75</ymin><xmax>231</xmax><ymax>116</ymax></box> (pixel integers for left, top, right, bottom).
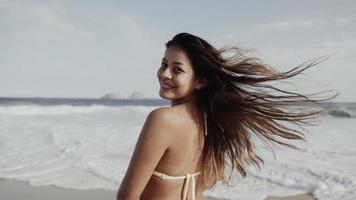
<box><xmin>117</xmin><ymin>33</ymin><xmax>336</xmax><ymax>200</ymax></box>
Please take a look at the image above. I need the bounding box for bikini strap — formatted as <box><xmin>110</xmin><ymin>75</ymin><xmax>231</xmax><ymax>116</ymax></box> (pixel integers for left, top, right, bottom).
<box><xmin>182</xmin><ymin>173</ymin><xmax>199</xmax><ymax>200</ymax></box>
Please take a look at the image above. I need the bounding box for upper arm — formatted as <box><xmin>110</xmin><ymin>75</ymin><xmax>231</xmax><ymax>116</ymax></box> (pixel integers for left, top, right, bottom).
<box><xmin>117</xmin><ymin>108</ymin><xmax>174</xmax><ymax>199</ymax></box>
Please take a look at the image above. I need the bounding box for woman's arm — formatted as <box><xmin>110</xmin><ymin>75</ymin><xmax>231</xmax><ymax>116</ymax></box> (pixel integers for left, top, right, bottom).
<box><xmin>117</xmin><ymin>108</ymin><xmax>173</xmax><ymax>200</ymax></box>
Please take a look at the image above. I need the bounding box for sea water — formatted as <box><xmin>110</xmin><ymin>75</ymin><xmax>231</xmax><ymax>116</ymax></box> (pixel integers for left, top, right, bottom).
<box><xmin>0</xmin><ymin>97</ymin><xmax>355</xmax><ymax>200</ymax></box>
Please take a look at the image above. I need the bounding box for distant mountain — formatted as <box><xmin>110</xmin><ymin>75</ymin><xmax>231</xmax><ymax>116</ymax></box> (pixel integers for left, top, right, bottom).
<box><xmin>100</xmin><ymin>92</ymin><xmax>148</xmax><ymax>100</ymax></box>
<box><xmin>100</xmin><ymin>93</ymin><xmax>126</xmax><ymax>99</ymax></box>
<box><xmin>129</xmin><ymin>92</ymin><xmax>146</xmax><ymax>99</ymax></box>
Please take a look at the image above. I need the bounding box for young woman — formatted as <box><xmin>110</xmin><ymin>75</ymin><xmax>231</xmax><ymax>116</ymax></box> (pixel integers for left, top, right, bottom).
<box><xmin>117</xmin><ymin>33</ymin><xmax>336</xmax><ymax>200</ymax></box>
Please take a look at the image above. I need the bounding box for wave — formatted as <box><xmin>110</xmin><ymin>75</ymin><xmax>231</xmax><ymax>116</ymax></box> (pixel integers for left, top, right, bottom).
<box><xmin>0</xmin><ymin>103</ymin><xmax>355</xmax><ymax>118</ymax></box>
<box><xmin>326</xmin><ymin>109</ymin><xmax>354</xmax><ymax>118</ymax></box>
<box><xmin>0</xmin><ymin>105</ymin><xmax>158</xmax><ymax>115</ymax></box>
<box><xmin>320</xmin><ymin>103</ymin><xmax>356</xmax><ymax>118</ymax></box>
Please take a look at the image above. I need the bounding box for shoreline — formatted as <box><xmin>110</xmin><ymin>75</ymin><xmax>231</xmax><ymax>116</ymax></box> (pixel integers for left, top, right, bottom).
<box><xmin>0</xmin><ymin>178</ymin><xmax>316</xmax><ymax>200</ymax></box>
<box><xmin>0</xmin><ymin>178</ymin><xmax>115</xmax><ymax>200</ymax></box>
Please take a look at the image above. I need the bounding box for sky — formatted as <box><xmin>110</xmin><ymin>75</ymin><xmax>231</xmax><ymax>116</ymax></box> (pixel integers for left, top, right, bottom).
<box><xmin>0</xmin><ymin>0</ymin><xmax>355</xmax><ymax>102</ymax></box>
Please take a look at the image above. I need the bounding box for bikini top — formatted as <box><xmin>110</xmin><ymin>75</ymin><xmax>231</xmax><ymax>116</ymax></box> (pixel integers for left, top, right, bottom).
<box><xmin>152</xmin><ymin>170</ymin><xmax>201</xmax><ymax>200</ymax></box>
<box><xmin>152</xmin><ymin>112</ymin><xmax>207</xmax><ymax>200</ymax></box>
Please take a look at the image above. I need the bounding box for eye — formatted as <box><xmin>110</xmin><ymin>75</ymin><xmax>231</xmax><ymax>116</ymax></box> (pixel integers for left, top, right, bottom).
<box><xmin>174</xmin><ymin>67</ymin><xmax>183</xmax><ymax>73</ymax></box>
<box><xmin>160</xmin><ymin>62</ymin><xmax>167</xmax><ymax>69</ymax></box>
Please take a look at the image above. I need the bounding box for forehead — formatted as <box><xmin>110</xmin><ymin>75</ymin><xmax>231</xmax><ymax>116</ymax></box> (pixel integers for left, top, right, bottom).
<box><xmin>163</xmin><ymin>46</ymin><xmax>192</xmax><ymax>66</ymax></box>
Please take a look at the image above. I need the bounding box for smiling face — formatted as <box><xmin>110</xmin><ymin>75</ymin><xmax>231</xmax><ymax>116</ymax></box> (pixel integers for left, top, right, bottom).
<box><xmin>157</xmin><ymin>45</ymin><xmax>204</xmax><ymax>103</ymax></box>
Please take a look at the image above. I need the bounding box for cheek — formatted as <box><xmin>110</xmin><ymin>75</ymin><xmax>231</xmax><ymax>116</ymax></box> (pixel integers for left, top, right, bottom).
<box><xmin>176</xmin><ymin>76</ymin><xmax>194</xmax><ymax>91</ymax></box>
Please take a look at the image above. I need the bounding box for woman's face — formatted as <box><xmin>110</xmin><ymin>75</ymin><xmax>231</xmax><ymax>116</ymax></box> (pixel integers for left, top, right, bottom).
<box><xmin>157</xmin><ymin>45</ymin><xmax>203</xmax><ymax>101</ymax></box>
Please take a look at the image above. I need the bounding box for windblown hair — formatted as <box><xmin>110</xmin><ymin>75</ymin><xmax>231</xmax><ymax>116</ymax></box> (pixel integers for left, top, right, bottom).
<box><xmin>165</xmin><ymin>33</ymin><xmax>337</xmax><ymax>188</ymax></box>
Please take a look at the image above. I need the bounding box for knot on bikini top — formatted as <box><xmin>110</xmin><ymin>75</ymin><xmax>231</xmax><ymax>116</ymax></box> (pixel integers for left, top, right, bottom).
<box><xmin>152</xmin><ymin>171</ymin><xmax>201</xmax><ymax>200</ymax></box>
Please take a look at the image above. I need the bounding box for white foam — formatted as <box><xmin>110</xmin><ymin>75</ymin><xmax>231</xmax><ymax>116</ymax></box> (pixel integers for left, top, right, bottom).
<box><xmin>0</xmin><ymin>105</ymin><xmax>355</xmax><ymax>199</ymax></box>
<box><xmin>0</xmin><ymin>104</ymin><xmax>152</xmax><ymax>115</ymax></box>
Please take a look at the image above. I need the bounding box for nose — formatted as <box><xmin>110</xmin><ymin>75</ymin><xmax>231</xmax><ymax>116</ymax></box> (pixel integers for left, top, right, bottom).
<box><xmin>160</xmin><ymin>67</ymin><xmax>172</xmax><ymax>79</ymax></box>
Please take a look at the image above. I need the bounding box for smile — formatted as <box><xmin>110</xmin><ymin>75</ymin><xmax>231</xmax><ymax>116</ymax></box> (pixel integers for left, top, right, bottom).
<box><xmin>160</xmin><ymin>82</ymin><xmax>174</xmax><ymax>89</ymax></box>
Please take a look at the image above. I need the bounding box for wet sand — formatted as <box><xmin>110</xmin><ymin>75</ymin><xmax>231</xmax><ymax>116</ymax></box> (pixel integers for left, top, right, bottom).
<box><xmin>0</xmin><ymin>178</ymin><xmax>316</xmax><ymax>200</ymax></box>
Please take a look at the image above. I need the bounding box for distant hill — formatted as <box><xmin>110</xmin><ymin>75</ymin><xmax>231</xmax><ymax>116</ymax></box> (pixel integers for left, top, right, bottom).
<box><xmin>129</xmin><ymin>92</ymin><xmax>146</xmax><ymax>99</ymax></box>
<box><xmin>100</xmin><ymin>93</ymin><xmax>126</xmax><ymax>99</ymax></box>
<box><xmin>100</xmin><ymin>92</ymin><xmax>148</xmax><ymax>100</ymax></box>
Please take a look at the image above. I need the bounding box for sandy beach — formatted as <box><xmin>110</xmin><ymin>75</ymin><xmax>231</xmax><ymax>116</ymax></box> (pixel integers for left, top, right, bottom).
<box><xmin>0</xmin><ymin>179</ymin><xmax>317</xmax><ymax>200</ymax></box>
<box><xmin>0</xmin><ymin>179</ymin><xmax>115</xmax><ymax>200</ymax></box>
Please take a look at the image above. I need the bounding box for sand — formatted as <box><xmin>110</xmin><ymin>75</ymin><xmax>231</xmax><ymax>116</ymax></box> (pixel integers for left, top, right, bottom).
<box><xmin>0</xmin><ymin>179</ymin><xmax>316</xmax><ymax>200</ymax></box>
<box><xmin>0</xmin><ymin>179</ymin><xmax>115</xmax><ymax>200</ymax></box>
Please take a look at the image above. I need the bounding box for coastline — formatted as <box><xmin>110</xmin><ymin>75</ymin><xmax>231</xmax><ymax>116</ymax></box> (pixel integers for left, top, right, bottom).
<box><xmin>0</xmin><ymin>178</ymin><xmax>115</xmax><ymax>200</ymax></box>
<box><xmin>0</xmin><ymin>178</ymin><xmax>316</xmax><ymax>200</ymax></box>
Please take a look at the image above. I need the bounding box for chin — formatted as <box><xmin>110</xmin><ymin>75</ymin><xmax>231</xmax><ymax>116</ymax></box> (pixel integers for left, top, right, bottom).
<box><xmin>159</xmin><ymin>90</ymin><xmax>172</xmax><ymax>99</ymax></box>
<box><xmin>159</xmin><ymin>89</ymin><xmax>179</xmax><ymax>100</ymax></box>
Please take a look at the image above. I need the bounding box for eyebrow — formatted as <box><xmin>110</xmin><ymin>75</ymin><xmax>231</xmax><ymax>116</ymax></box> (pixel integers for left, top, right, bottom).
<box><xmin>162</xmin><ymin>58</ymin><xmax>184</xmax><ymax>66</ymax></box>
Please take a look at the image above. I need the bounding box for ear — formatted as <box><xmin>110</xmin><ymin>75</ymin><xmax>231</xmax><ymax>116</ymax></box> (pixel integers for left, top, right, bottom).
<box><xmin>194</xmin><ymin>77</ymin><xmax>207</xmax><ymax>90</ymax></box>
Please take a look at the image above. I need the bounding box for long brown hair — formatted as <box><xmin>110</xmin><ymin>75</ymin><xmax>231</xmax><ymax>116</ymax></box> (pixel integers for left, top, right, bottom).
<box><xmin>165</xmin><ymin>33</ymin><xmax>337</xmax><ymax>188</ymax></box>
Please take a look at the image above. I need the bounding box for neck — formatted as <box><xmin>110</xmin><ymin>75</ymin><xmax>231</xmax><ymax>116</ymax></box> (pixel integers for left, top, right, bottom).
<box><xmin>171</xmin><ymin>94</ymin><xmax>197</xmax><ymax>107</ymax></box>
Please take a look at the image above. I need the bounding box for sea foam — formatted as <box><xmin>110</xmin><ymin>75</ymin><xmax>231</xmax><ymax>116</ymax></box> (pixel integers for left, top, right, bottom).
<box><xmin>0</xmin><ymin>103</ymin><xmax>355</xmax><ymax>200</ymax></box>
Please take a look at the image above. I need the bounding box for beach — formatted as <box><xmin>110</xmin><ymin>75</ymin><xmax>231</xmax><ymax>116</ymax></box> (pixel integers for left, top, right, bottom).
<box><xmin>0</xmin><ymin>98</ymin><xmax>355</xmax><ymax>199</ymax></box>
<box><xmin>0</xmin><ymin>179</ymin><xmax>115</xmax><ymax>200</ymax></box>
<box><xmin>0</xmin><ymin>179</ymin><xmax>316</xmax><ymax>200</ymax></box>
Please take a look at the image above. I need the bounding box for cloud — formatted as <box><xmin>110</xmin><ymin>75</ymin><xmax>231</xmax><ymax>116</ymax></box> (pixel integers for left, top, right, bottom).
<box><xmin>0</xmin><ymin>1</ymin><xmax>354</xmax><ymax>101</ymax></box>
<box><xmin>0</xmin><ymin>0</ymin><xmax>164</xmax><ymax>98</ymax></box>
<box><xmin>0</xmin><ymin>1</ymin><xmax>93</xmax><ymax>37</ymax></box>
<box><xmin>252</xmin><ymin>17</ymin><xmax>352</xmax><ymax>33</ymax></box>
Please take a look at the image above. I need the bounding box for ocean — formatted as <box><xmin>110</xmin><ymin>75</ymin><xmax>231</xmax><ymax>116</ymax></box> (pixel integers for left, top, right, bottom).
<box><xmin>0</xmin><ymin>97</ymin><xmax>355</xmax><ymax>200</ymax></box>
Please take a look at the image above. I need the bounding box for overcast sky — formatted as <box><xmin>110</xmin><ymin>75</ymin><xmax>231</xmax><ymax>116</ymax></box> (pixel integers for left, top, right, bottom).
<box><xmin>1</xmin><ymin>0</ymin><xmax>355</xmax><ymax>102</ymax></box>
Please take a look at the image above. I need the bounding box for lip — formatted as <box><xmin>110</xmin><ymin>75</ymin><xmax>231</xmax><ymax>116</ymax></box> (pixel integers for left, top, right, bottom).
<box><xmin>160</xmin><ymin>82</ymin><xmax>174</xmax><ymax>89</ymax></box>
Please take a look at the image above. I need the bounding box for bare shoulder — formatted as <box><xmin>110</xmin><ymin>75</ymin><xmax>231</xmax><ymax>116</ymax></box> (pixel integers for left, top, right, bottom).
<box><xmin>147</xmin><ymin>106</ymin><xmax>182</xmax><ymax>126</ymax></box>
<box><xmin>143</xmin><ymin>106</ymin><xmax>191</xmax><ymax>150</ymax></box>
<box><xmin>142</xmin><ymin>107</ymin><xmax>184</xmax><ymax>144</ymax></box>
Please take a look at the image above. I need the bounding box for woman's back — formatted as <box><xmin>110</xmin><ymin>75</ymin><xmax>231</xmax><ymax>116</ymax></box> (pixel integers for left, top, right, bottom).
<box><xmin>140</xmin><ymin>104</ymin><xmax>206</xmax><ymax>200</ymax></box>
<box><xmin>117</xmin><ymin>32</ymin><xmax>335</xmax><ymax>200</ymax></box>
